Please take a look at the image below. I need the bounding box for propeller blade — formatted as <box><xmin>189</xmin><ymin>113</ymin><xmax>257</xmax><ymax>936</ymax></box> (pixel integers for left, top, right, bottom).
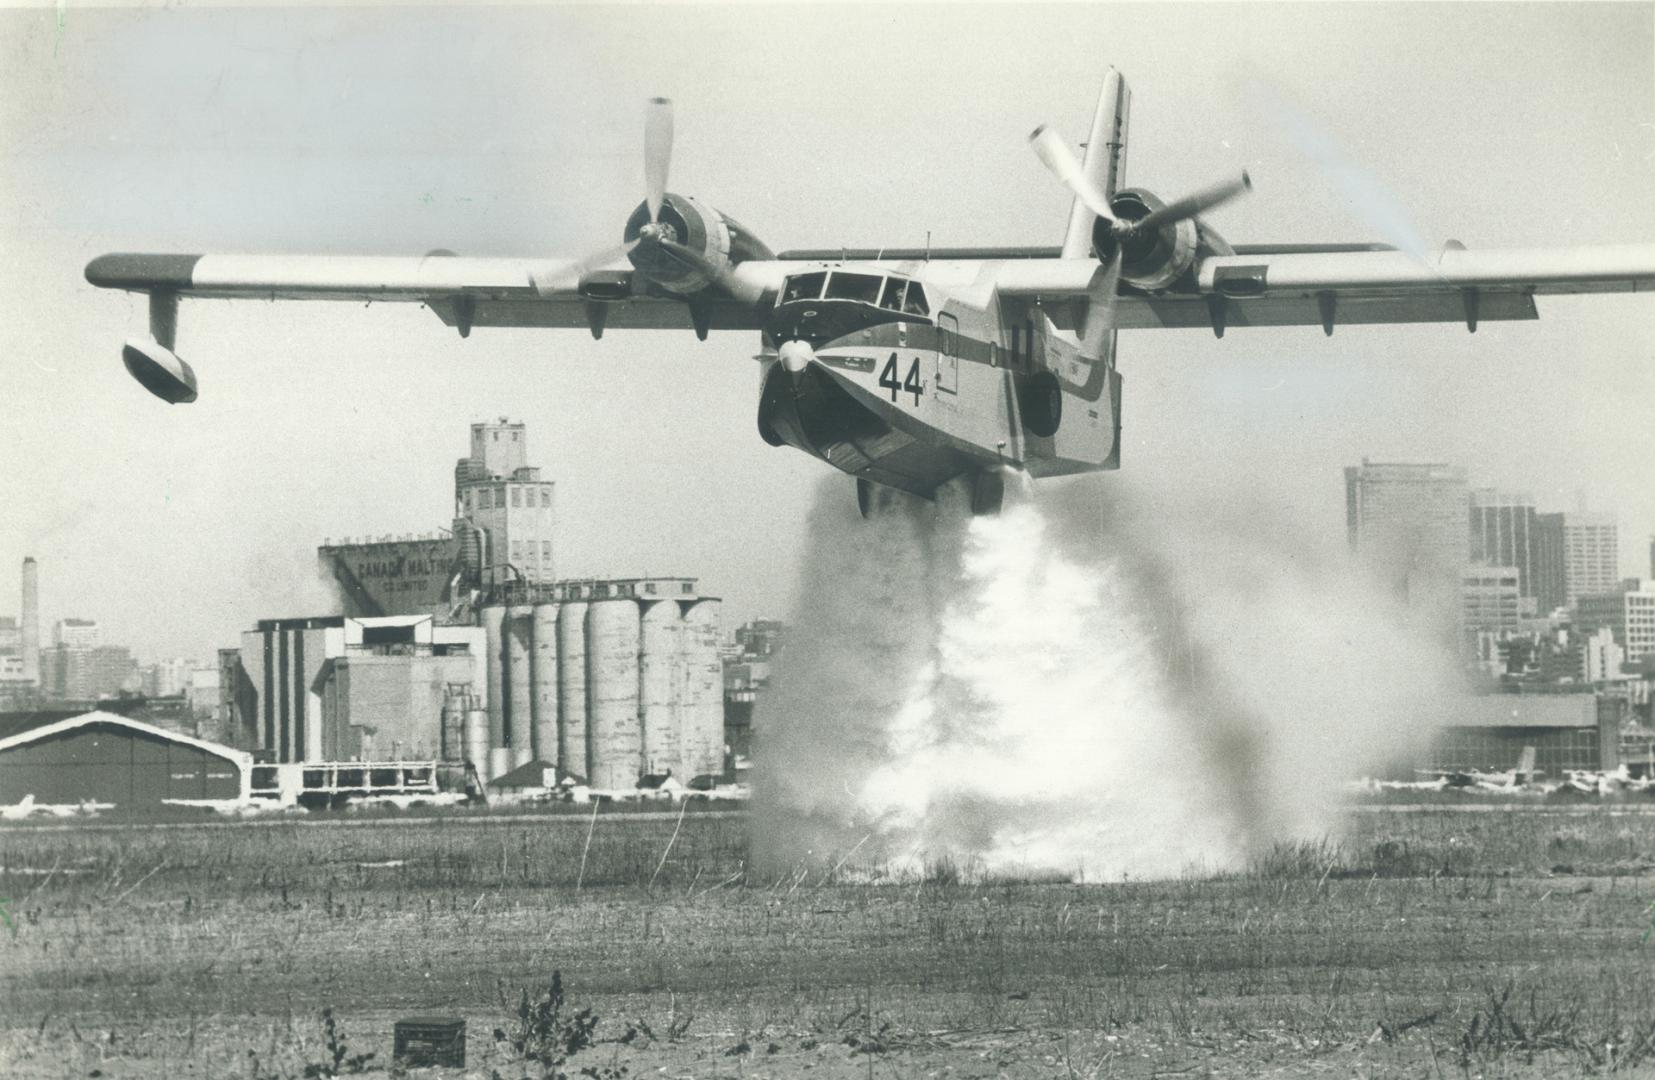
<box><xmin>528</xmin><ymin>238</ymin><xmax>639</xmax><ymax>297</ymax></box>
<box><xmin>645</xmin><ymin>97</ymin><xmax>674</xmax><ymax>222</ymax></box>
<box><xmin>1244</xmin><ymin>77</ymin><xmax>1431</xmax><ymax>262</ymax></box>
<box><xmin>1130</xmin><ymin>172</ymin><xmax>1252</xmax><ymax>234</ymax></box>
<box><xmin>1029</xmin><ymin>125</ymin><xmax>1116</xmax><ymax>224</ymax></box>
<box><xmin>654</xmin><ymin>238</ymin><xmax>767</xmax><ymax>306</ymax></box>
<box><xmin>1079</xmin><ymin>249</ymin><xmax>1123</xmax><ymax>359</ymax></box>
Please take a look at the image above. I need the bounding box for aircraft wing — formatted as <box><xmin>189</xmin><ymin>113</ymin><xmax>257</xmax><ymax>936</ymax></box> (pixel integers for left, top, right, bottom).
<box><xmin>991</xmin><ymin>244</ymin><xmax>1655</xmax><ymax>333</ymax></box>
<box><xmin>84</xmin><ymin>252</ymin><xmax>783</xmax><ymax>333</ymax></box>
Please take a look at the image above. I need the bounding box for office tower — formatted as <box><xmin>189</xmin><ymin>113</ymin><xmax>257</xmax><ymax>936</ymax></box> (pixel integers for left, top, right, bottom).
<box><xmin>1469</xmin><ymin>489</ymin><xmax>1539</xmax><ymax>600</ymax></box>
<box><xmin>1535</xmin><ymin>512</ymin><xmax>1619</xmax><ymax>613</ymax></box>
<box><xmin>1345</xmin><ymin>460</ymin><xmax>1470</xmax><ymax>647</ymax></box>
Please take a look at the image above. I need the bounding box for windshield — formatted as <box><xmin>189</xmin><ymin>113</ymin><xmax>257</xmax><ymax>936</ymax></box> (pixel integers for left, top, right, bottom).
<box><xmin>781</xmin><ymin>272</ymin><xmax>826</xmax><ymax>303</ymax></box>
<box><xmin>825</xmin><ymin>272</ymin><xmax>882</xmax><ymax>303</ymax></box>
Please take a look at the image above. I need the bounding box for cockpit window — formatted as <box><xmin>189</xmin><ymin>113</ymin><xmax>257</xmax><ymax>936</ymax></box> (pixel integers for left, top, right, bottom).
<box><xmin>902</xmin><ymin>282</ymin><xmax>929</xmax><ymax>316</ymax></box>
<box><xmin>879</xmin><ymin>278</ymin><xmax>908</xmax><ymax>311</ymax></box>
<box><xmin>782</xmin><ymin>272</ymin><xmax>826</xmax><ymax>303</ymax></box>
<box><xmin>825</xmin><ymin>272</ymin><xmax>882</xmax><ymax>304</ymax></box>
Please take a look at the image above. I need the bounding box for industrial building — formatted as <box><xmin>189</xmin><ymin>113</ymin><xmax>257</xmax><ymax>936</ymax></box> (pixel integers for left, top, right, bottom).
<box><xmin>206</xmin><ymin>419</ymin><xmax>730</xmax><ymax>795</ymax></box>
<box><xmin>456</xmin><ymin>418</ymin><xmax>557</xmax><ymax>587</ymax></box>
<box><xmin>221</xmin><ymin>584</ymin><xmax>723</xmax><ymax>791</ymax></box>
<box><xmin>231</xmin><ymin>614</ymin><xmax>486</xmax><ymax>764</ymax></box>
<box><xmin>317</xmin><ymin>418</ymin><xmax>558</xmax><ymax>618</ymax></box>
<box><xmin>475</xmin><ymin>578</ymin><xmax>723</xmax><ymax>789</ymax></box>
<box><xmin>317</xmin><ymin>532</ymin><xmax>464</xmax><ymax>620</ymax></box>
<box><xmin>0</xmin><ymin>709</ymin><xmax>250</xmax><ymax>807</ymax></box>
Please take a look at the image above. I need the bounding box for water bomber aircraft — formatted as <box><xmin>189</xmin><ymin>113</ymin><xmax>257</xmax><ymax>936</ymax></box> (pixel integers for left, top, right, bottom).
<box><xmin>87</xmin><ymin>70</ymin><xmax>1655</xmax><ymax>516</ymax></box>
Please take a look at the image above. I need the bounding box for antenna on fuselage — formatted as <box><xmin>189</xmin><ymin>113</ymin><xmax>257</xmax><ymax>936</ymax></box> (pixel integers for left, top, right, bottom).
<box><xmin>924</xmin><ymin>231</ymin><xmax>931</xmax><ymax>263</ymax></box>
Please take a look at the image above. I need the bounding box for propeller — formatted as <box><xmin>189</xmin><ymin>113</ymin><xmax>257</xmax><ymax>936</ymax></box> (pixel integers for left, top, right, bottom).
<box><xmin>1029</xmin><ymin>124</ymin><xmax>1250</xmax><ymax>244</ymax></box>
<box><xmin>531</xmin><ymin>97</ymin><xmax>677</xmax><ymax>297</ymax></box>
<box><xmin>531</xmin><ymin>96</ymin><xmax>763</xmax><ymax>309</ymax></box>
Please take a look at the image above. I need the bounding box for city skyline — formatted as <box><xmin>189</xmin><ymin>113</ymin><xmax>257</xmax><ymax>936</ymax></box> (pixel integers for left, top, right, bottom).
<box><xmin>3</xmin><ymin>5</ymin><xmax>1652</xmax><ymax>660</ymax></box>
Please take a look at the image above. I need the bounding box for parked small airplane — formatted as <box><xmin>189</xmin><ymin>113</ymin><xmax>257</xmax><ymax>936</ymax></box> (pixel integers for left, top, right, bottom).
<box><xmin>86</xmin><ymin>71</ymin><xmax>1655</xmax><ymax>516</ymax></box>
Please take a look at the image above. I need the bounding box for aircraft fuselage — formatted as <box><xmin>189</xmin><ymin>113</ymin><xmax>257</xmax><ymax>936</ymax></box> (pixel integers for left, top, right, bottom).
<box><xmin>757</xmin><ymin>262</ymin><xmax>1122</xmax><ymax>505</ymax></box>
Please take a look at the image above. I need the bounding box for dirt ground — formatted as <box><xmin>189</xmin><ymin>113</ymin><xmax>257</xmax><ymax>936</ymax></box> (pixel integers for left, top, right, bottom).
<box><xmin>4</xmin><ymin>805</ymin><xmax>1655</xmax><ymax>1079</ymax></box>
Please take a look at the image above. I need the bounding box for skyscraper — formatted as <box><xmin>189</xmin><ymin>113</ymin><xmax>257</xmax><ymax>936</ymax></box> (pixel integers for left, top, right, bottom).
<box><xmin>1535</xmin><ymin>512</ymin><xmax>1619</xmax><ymax>613</ymax></box>
<box><xmin>1345</xmin><ymin>460</ymin><xmax>1470</xmax><ymax>647</ymax></box>
<box><xmin>1469</xmin><ymin>489</ymin><xmax>1540</xmax><ymax>600</ymax></box>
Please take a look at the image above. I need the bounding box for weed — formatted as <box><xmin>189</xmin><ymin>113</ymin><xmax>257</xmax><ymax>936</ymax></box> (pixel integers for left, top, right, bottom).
<box><xmin>493</xmin><ymin>971</ymin><xmax>626</xmax><ymax>1080</ymax></box>
<box><xmin>302</xmin><ymin>1008</ymin><xmax>374</xmax><ymax>1078</ymax></box>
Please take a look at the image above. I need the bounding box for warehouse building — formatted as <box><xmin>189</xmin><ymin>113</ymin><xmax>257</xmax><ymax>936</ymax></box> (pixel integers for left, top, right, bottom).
<box><xmin>0</xmin><ymin>709</ymin><xmax>250</xmax><ymax>808</ymax></box>
<box><xmin>1416</xmin><ymin>692</ymin><xmax>1622</xmax><ymax>777</ymax></box>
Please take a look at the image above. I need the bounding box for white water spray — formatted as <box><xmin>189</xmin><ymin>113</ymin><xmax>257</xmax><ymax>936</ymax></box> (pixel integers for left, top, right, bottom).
<box><xmin>752</xmin><ymin>473</ymin><xmax>1456</xmax><ymax>882</ymax></box>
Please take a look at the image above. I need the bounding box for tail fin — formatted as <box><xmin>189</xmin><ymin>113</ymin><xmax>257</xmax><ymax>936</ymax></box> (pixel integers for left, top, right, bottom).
<box><xmin>1060</xmin><ymin>69</ymin><xmax>1131</xmax><ymax>259</ymax></box>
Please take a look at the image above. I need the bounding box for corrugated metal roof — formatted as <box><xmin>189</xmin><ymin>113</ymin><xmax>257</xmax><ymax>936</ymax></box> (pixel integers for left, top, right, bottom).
<box><xmin>0</xmin><ymin>709</ymin><xmax>251</xmax><ymax>765</ymax></box>
<box><xmin>0</xmin><ymin>709</ymin><xmax>97</xmax><ymax>742</ymax></box>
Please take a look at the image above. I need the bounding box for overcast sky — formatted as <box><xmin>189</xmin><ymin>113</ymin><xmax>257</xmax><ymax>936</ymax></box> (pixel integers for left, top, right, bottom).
<box><xmin>1</xmin><ymin>2</ymin><xmax>1652</xmax><ymax>663</ymax></box>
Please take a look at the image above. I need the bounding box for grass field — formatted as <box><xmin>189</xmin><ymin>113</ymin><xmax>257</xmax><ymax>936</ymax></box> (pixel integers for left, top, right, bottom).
<box><xmin>3</xmin><ymin>804</ymin><xmax>1655</xmax><ymax>1079</ymax></box>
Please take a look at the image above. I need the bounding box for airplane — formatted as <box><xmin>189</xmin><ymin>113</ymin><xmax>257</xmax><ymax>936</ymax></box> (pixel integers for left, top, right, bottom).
<box><xmin>85</xmin><ymin>70</ymin><xmax>1655</xmax><ymax>517</ymax></box>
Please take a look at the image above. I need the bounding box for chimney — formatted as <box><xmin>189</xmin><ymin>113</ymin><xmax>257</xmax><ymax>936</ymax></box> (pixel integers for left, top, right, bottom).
<box><xmin>21</xmin><ymin>556</ymin><xmax>39</xmax><ymax>684</ymax></box>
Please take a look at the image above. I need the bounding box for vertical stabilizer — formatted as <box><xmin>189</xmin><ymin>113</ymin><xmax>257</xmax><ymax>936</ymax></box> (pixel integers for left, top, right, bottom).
<box><xmin>1060</xmin><ymin>70</ymin><xmax>1130</xmax><ymax>259</ymax></box>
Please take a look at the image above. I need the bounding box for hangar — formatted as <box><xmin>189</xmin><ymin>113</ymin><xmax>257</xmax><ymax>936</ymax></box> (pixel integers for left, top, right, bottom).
<box><xmin>0</xmin><ymin>709</ymin><xmax>250</xmax><ymax>808</ymax></box>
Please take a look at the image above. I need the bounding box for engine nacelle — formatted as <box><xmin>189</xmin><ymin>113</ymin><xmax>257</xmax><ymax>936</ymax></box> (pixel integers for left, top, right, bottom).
<box><xmin>1092</xmin><ymin>187</ymin><xmax>1200</xmax><ymax>293</ymax></box>
<box><xmin>122</xmin><ymin>337</ymin><xmax>198</xmax><ymax>404</ymax></box>
<box><xmin>623</xmin><ymin>193</ymin><xmax>774</xmax><ymax>296</ymax></box>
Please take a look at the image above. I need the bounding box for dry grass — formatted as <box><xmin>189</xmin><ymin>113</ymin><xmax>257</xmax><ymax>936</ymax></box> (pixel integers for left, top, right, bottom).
<box><xmin>1</xmin><ymin>805</ymin><xmax>1653</xmax><ymax>1078</ymax></box>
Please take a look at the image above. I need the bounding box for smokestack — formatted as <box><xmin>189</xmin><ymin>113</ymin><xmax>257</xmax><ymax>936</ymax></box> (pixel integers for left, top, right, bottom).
<box><xmin>21</xmin><ymin>557</ymin><xmax>38</xmax><ymax>684</ymax></box>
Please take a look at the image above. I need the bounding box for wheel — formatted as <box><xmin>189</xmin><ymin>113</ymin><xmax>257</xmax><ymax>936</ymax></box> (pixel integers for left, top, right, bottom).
<box><xmin>1018</xmin><ymin>371</ymin><xmax>1063</xmax><ymax>438</ymax></box>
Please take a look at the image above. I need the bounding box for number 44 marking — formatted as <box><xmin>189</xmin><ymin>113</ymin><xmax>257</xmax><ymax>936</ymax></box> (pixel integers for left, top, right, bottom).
<box><xmin>879</xmin><ymin>353</ymin><xmax>924</xmax><ymax>406</ymax></box>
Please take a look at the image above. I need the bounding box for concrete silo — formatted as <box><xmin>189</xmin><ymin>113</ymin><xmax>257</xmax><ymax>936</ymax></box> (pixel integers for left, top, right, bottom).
<box><xmin>639</xmin><ymin>599</ymin><xmax>682</xmax><ymax>777</ymax></box>
<box><xmin>464</xmin><ymin>704</ymin><xmax>491</xmax><ymax>780</ymax></box>
<box><xmin>440</xmin><ymin>688</ymin><xmax>466</xmax><ymax>762</ymax></box>
<box><xmin>506</xmin><ymin>605</ymin><xmax>535</xmax><ymax>761</ymax></box>
<box><xmin>679</xmin><ymin>598</ymin><xmax>724</xmax><ymax>782</ymax></box>
<box><xmin>586</xmin><ymin>597</ymin><xmax>641</xmax><ymax>790</ymax></box>
<box><xmin>480</xmin><ymin>604</ymin><xmax>508</xmax><ymax>754</ymax></box>
<box><xmin>557</xmin><ymin>599</ymin><xmax>589</xmax><ymax>780</ymax></box>
<box><xmin>531</xmin><ymin>603</ymin><xmax>560</xmax><ymax>766</ymax></box>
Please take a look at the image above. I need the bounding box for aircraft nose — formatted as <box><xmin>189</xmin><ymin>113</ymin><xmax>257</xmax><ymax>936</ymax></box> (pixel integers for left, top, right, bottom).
<box><xmin>778</xmin><ymin>339</ymin><xmax>815</xmax><ymax>375</ymax></box>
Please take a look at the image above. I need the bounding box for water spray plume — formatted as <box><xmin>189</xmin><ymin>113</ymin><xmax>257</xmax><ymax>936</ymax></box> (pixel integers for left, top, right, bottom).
<box><xmin>752</xmin><ymin>473</ymin><xmax>1458</xmax><ymax>884</ymax></box>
